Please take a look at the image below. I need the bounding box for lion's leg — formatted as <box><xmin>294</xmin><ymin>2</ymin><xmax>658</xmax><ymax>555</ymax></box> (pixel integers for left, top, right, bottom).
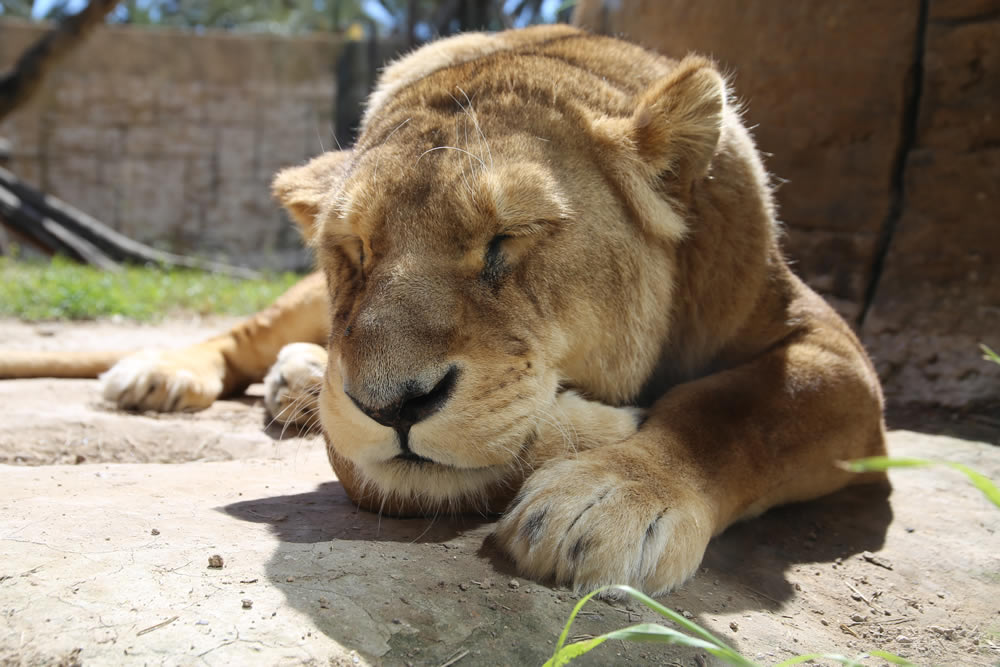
<box><xmin>495</xmin><ymin>320</ymin><xmax>887</xmax><ymax>594</ymax></box>
<box><xmin>102</xmin><ymin>272</ymin><xmax>329</xmax><ymax>412</ymax></box>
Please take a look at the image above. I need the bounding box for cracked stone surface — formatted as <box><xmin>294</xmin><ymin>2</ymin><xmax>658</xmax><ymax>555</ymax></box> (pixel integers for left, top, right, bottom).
<box><xmin>1</xmin><ymin>319</ymin><xmax>999</xmax><ymax>666</ymax></box>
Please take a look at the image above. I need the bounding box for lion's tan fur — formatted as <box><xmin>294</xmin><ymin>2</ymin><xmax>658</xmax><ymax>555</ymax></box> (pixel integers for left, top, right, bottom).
<box><xmin>0</xmin><ymin>26</ymin><xmax>886</xmax><ymax>594</ymax></box>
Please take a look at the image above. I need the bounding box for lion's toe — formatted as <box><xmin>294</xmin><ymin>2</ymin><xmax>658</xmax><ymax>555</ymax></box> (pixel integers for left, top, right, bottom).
<box><xmin>100</xmin><ymin>351</ymin><xmax>222</xmax><ymax>412</ymax></box>
<box><xmin>263</xmin><ymin>343</ymin><xmax>327</xmax><ymax>425</ymax></box>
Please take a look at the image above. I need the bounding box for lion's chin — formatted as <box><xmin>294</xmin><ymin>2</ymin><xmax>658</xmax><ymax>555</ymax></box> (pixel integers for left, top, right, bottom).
<box><xmin>323</xmin><ymin>431</ymin><xmax>524</xmax><ymax>517</ymax></box>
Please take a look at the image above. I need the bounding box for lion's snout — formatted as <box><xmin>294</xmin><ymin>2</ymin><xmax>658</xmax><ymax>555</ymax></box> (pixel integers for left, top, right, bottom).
<box><xmin>343</xmin><ymin>364</ymin><xmax>459</xmax><ymax>432</ymax></box>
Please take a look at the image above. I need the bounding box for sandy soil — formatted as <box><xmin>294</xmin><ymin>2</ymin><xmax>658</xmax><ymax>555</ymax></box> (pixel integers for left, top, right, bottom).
<box><xmin>1</xmin><ymin>318</ymin><xmax>998</xmax><ymax>666</ymax></box>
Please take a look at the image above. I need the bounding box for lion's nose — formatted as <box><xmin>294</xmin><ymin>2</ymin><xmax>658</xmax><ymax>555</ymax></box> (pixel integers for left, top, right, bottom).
<box><xmin>345</xmin><ymin>366</ymin><xmax>459</xmax><ymax>429</ymax></box>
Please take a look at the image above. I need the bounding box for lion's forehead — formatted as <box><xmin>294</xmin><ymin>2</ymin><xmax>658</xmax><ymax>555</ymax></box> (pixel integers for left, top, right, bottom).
<box><xmin>357</xmin><ymin>27</ymin><xmax>667</xmax><ymax>154</ymax></box>
<box><xmin>336</xmin><ymin>130</ymin><xmax>570</xmax><ymax>249</ymax></box>
<box><xmin>319</xmin><ymin>27</ymin><xmax>684</xmax><ymax>259</ymax></box>
<box><xmin>362</xmin><ymin>25</ymin><xmax>584</xmax><ymax>126</ymax></box>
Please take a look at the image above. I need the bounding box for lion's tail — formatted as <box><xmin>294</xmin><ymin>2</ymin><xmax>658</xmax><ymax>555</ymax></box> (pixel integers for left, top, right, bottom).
<box><xmin>0</xmin><ymin>349</ymin><xmax>132</xmax><ymax>379</ymax></box>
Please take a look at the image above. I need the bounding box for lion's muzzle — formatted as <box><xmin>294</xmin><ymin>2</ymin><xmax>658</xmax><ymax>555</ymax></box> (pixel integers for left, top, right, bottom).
<box><xmin>344</xmin><ymin>364</ymin><xmax>460</xmax><ymax>463</ymax></box>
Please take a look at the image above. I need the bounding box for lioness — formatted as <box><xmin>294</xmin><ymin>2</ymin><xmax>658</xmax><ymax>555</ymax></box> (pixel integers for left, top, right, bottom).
<box><xmin>1</xmin><ymin>26</ymin><xmax>886</xmax><ymax>594</ymax></box>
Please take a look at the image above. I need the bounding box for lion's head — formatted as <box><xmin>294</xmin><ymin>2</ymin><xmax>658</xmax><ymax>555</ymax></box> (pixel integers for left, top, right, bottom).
<box><xmin>271</xmin><ymin>26</ymin><xmax>775</xmax><ymax>515</ymax></box>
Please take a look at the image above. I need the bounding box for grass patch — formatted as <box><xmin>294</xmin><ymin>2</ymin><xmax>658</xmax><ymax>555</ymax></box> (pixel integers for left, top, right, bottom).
<box><xmin>545</xmin><ymin>585</ymin><xmax>915</xmax><ymax>667</ymax></box>
<box><xmin>0</xmin><ymin>256</ymin><xmax>302</xmax><ymax>321</ymax></box>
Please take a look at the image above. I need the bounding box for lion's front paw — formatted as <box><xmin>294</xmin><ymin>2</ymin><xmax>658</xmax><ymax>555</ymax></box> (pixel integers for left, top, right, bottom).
<box><xmin>494</xmin><ymin>451</ymin><xmax>714</xmax><ymax>595</ymax></box>
<box><xmin>100</xmin><ymin>349</ymin><xmax>224</xmax><ymax>412</ymax></box>
<box><xmin>263</xmin><ymin>343</ymin><xmax>327</xmax><ymax>425</ymax></box>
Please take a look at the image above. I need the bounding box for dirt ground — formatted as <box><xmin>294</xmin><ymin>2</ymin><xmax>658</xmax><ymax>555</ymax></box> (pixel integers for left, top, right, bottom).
<box><xmin>1</xmin><ymin>318</ymin><xmax>999</xmax><ymax>666</ymax></box>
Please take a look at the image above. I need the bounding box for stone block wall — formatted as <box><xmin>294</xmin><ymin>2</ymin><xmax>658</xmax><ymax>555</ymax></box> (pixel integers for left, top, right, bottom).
<box><xmin>0</xmin><ymin>19</ymin><xmax>341</xmax><ymax>269</ymax></box>
<box><xmin>574</xmin><ymin>0</ymin><xmax>999</xmax><ymax>408</ymax></box>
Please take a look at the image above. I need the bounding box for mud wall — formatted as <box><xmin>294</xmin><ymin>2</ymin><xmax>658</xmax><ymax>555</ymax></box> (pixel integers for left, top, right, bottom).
<box><xmin>575</xmin><ymin>0</ymin><xmax>1000</xmax><ymax>408</ymax></box>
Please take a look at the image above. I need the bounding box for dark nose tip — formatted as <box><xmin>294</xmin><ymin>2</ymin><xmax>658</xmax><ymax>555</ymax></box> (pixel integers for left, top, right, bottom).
<box><xmin>346</xmin><ymin>366</ymin><xmax>459</xmax><ymax>429</ymax></box>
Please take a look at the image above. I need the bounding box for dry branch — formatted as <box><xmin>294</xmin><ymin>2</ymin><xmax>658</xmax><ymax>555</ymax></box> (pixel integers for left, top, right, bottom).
<box><xmin>0</xmin><ymin>167</ymin><xmax>259</xmax><ymax>277</ymax></box>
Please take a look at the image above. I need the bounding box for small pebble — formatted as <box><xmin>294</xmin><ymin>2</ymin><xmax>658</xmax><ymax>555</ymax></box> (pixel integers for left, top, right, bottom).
<box><xmin>821</xmin><ymin>619</ymin><xmax>829</xmax><ymax>626</ymax></box>
<box><xmin>508</xmin><ymin>579</ymin><xmax>520</xmax><ymax>589</ymax></box>
<box><xmin>851</xmin><ymin>614</ymin><xmax>866</xmax><ymax>622</ymax></box>
<box><xmin>682</xmin><ymin>610</ymin><xmax>693</xmax><ymax>619</ymax></box>
<box><xmin>286</xmin><ymin>576</ymin><xmax>295</xmax><ymax>583</ymax></box>
<box><xmin>729</xmin><ymin>622</ymin><xmax>739</xmax><ymax>632</ymax></box>
<box><xmin>459</xmin><ymin>582</ymin><xmax>470</xmax><ymax>591</ymax></box>
<box><xmin>241</xmin><ymin>599</ymin><xmax>253</xmax><ymax>609</ymax></box>
<box><xmin>896</xmin><ymin>635</ymin><xmax>913</xmax><ymax>644</ymax></box>
<box><xmin>207</xmin><ymin>554</ymin><xmax>224</xmax><ymax>569</ymax></box>
<box><xmin>150</xmin><ymin>529</ymin><xmax>160</xmax><ymax>536</ymax></box>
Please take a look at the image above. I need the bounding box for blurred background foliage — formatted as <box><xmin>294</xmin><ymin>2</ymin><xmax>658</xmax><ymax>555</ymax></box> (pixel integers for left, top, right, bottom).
<box><xmin>0</xmin><ymin>0</ymin><xmax>573</xmax><ymax>38</ymax></box>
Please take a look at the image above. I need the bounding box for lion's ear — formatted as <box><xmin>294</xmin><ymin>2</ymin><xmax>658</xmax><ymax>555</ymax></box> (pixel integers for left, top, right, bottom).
<box><xmin>632</xmin><ymin>56</ymin><xmax>725</xmax><ymax>182</ymax></box>
<box><xmin>272</xmin><ymin>150</ymin><xmax>353</xmax><ymax>241</ymax></box>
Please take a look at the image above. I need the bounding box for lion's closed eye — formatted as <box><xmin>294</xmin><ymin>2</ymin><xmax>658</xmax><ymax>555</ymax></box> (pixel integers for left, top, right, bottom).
<box><xmin>481</xmin><ymin>234</ymin><xmax>511</xmax><ymax>283</ymax></box>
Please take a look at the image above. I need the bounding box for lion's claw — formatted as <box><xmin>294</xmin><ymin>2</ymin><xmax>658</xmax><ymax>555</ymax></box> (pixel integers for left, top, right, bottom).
<box><xmin>494</xmin><ymin>452</ymin><xmax>714</xmax><ymax>595</ymax></box>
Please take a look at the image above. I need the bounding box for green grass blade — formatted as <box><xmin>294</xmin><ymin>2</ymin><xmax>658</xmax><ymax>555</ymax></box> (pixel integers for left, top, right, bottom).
<box><xmin>550</xmin><ymin>587</ymin><xmax>609</xmax><ymax>656</ymax></box>
<box><xmin>842</xmin><ymin>457</ymin><xmax>1000</xmax><ymax>509</ymax></box>
<box><xmin>839</xmin><ymin>456</ymin><xmax>932</xmax><ymax>472</ymax></box>
<box><xmin>867</xmin><ymin>649</ymin><xmax>917</xmax><ymax>665</ymax></box>
<box><xmin>981</xmin><ymin>343</ymin><xmax>1000</xmax><ymax>365</ymax></box>
<box><xmin>546</xmin><ymin>623</ymin><xmax>738</xmax><ymax>667</ymax></box>
<box><xmin>606</xmin><ymin>586</ymin><xmax>725</xmax><ymax>645</ymax></box>
<box><xmin>599</xmin><ymin>623</ymin><xmax>719</xmax><ymax>649</ymax></box>
<box><xmin>545</xmin><ymin>586</ymin><xmax>758</xmax><ymax>667</ymax></box>
<box><xmin>943</xmin><ymin>462</ymin><xmax>1000</xmax><ymax>508</ymax></box>
<box><xmin>543</xmin><ymin>635</ymin><xmax>609</xmax><ymax>667</ymax></box>
<box><xmin>601</xmin><ymin>586</ymin><xmax>755</xmax><ymax>665</ymax></box>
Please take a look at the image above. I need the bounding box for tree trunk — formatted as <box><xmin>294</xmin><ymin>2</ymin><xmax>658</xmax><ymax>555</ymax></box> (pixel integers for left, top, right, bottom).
<box><xmin>0</xmin><ymin>0</ymin><xmax>120</xmax><ymax>121</ymax></box>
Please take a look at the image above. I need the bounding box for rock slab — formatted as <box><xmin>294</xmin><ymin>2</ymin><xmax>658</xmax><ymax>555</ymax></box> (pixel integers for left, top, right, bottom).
<box><xmin>2</xmin><ymin>399</ymin><xmax>998</xmax><ymax>664</ymax></box>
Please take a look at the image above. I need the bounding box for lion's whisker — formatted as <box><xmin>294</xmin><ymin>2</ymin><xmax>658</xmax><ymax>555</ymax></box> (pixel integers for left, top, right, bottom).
<box><xmin>372</xmin><ymin>117</ymin><xmax>412</xmax><ymax>191</ymax></box>
<box><xmin>457</xmin><ymin>86</ymin><xmax>493</xmax><ymax>169</ymax></box>
<box><xmin>416</xmin><ymin>145</ymin><xmax>486</xmax><ymax>168</ymax></box>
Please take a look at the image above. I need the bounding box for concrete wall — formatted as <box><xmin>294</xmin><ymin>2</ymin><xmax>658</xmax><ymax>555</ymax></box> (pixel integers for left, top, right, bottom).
<box><xmin>0</xmin><ymin>19</ymin><xmax>341</xmax><ymax>269</ymax></box>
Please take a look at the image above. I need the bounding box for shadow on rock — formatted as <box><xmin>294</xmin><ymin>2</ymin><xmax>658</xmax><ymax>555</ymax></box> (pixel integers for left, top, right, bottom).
<box><xmin>686</xmin><ymin>481</ymin><xmax>894</xmax><ymax>614</ymax></box>
<box><xmin>223</xmin><ymin>481</ymin><xmax>491</xmax><ymax>544</ymax></box>
<box><xmin>219</xmin><ymin>479</ymin><xmax>892</xmax><ymax>664</ymax></box>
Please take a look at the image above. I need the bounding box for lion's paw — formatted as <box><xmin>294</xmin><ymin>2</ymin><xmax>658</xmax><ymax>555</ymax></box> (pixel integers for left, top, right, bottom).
<box><xmin>100</xmin><ymin>349</ymin><xmax>224</xmax><ymax>412</ymax></box>
<box><xmin>494</xmin><ymin>452</ymin><xmax>714</xmax><ymax>595</ymax></box>
<box><xmin>263</xmin><ymin>343</ymin><xmax>327</xmax><ymax>425</ymax></box>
